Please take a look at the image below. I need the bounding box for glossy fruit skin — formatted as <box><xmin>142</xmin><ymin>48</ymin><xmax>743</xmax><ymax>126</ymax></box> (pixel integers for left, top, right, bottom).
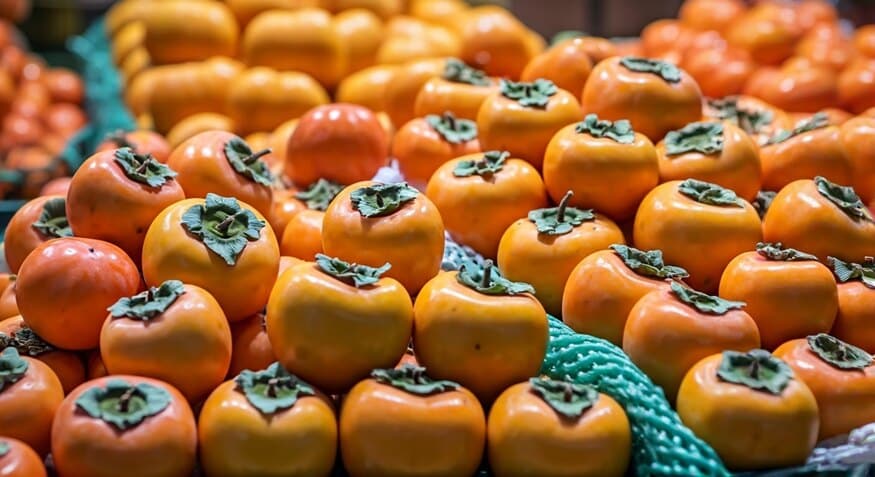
<box><xmin>384</xmin><ymin>57</ymin><xmax>446</xmax><ymax>128</ymax></box>
<box><xmin>168</xmin><ymin>130</ymin><xmax>273</xmax><ymax>218</ymax></box>
<box><xmin>67</xmin><ymin>149</ymin><xmax>185</xmax><ymax>262</ymax></box>
<box><xmin>198</xmin><ymin>379</ymin><xmax>336</xmax><ymax>477</ymax></box>
<box><xmin>832</xmin><ymin>281</ymin><xmax>875</xmax><ymax>353</ymax></box>
<box><xmin>633</xmin><ymin>181</ymin><xmax>763</xmax><ymax>293</ymax></box>
<box><xmin>141</xmin><ymin>198</ymin><xmax>280</xmax><ymax>322</ymax></box>
<box><xmin>165</xmin><ymin>113</ymin><xmax>234</xmax><ymax>150</ymax></box>
<box><xmin>746</xmin><ymin>59</ymin><xmax>839</xmax><ymax>114</ymax></box>
<box><xmin>763</xmin><ymin>179</ymin><xmax>875</xmax><ymax>263</ymax></box>
<box><xmin>679</xmin><ymin>0</ymin><xmax>745</xmax><ymax>33</ymax></box>
<box><xmin>543</xmin><ymin>123</ymin><xmax>658</xmax><ymax>222</ymax></box>
<box><xmin>521</xmin><ymin>38</ymin><xmax>593</xmax><ymax>97</ymax></box>
<box><xmin>0</xmin><ymin>437</ymin><xmax>47</xmax><ymax>477</ymax></box>
<box><xmin>340</xmin><ymin>376</ymin><xmax>486</xmax><ymax>477</ymax></box>
<box><xmin>96</xmin><ymin>130</ymin><xmax>171</xmax><ymax>163</ymax></box>
<box><xmin>16</xmin><ymin>238</ymin><xmax>140</xmax><ymax>350</ymax></box>
<box><xmin>476</xmin><ymin>86</ymin><xmax>581</xmax><ymax>170</ymax></box>
<box><xmin>455</xmin><ymin>7</ymin><xmax>534</xmax><ymax>79</ymax></box>
<box><xmin>413</xmin><ymin>271</ymin><xmax>548</xmax><ymax>402</ymax></box>
<box><xmin>0</xmin><ymin>356</ymin><xmax>63</xmax><ymax>456</ymax></box>
<box><xmin>335</xmin><ymin>8</ymin><xmax>384</xmax><ymax>75</ymax></box>
<box><xmin>51</xmin><ymin>376</ymin><xmax>197</xmax><ymax>477</ymax></box>
<box><xmin>774</xmin><ymin>339</ymin><xmax>875</xmax><ymax>440</ymax></box>
<box><xmin>285</xmin><ymin>104</ymin><xmax>389</xmax><ymax>187</ymax></box>
<box><xmin>141</xmin><ymin>1</ymin><xmax>237</xmax><ymax>65</ymax></box>
<box><xmin>497</xmin><ymin>214</ymin><xmax>625</xmax><ymax>317</ymax></box>
<box><xmin>657</xmin><ymin>122</ymin><xmax>761</xmax><ymax>202</ymax></box>
<box><xmin>228</xmin><ymin>314</ymin><xmax>275</xmax><ymax>377</ymax></box>
<box><xmin>838</xmin><ymin>58</ymin><xmax>875</xmax><ymax>114</ymax></box>
<box><xmin>681</xmin><ymin>46</ymin><xmax>754</xmax><ymax>100</ymax></box>
<box><xmin>224</xmin><ymin>0</ymin><xmax>321</xmax><ymax>28</ymax></box>
<box><xmin>726</xmin><ymin>4</ymin><xmax>802</xmax><ymax>66</ymax></box>
<box><xmin>0</xmin><ymin>316</ymin><xmax>86</xmax><ymax>395</ymax></box>
<box><xmin>719</xmin><ymin>251</ymin><xmax>838</xmax><ymax>350</ymax></box>
<box><xmin>322</xmin><ymin>181</ymin><xmax>445</xmax><ymax>295</ymax></box>
<box><xmin>582</xmin><ymin>57</ymin><xmax>703</xmax><ymax>142</ymax></box>
<box><xmin>280</xmin><ymin>209</ymin><xmax>325</xmax><ymax>261</ymax></box>
<box><xmin>426</xmin><ymin>154</ymin><xmax>547</xmax><ymax>259</ymax></box>
<box><xmin>488</xmin><ymin>382</ymin><xmax>630</xmax><ymax>477</ymax></box>
<box><xmin>703</xmin><ymin>95</ymin><xmax>795</xmax><ymax>147</ymax></box>
<box><xmin>336</xmin><ymin>64</ymin><xmax>398</xmax><ymax>113</ymax></box>
<box><xmin>676</xmin><ymin>353</ymin><xmax>819</xmax><ymax>471</ymax></box>
<box><xmin>414</xmin><ymin>76</ymin><xmax>499</xmax><ymax>121</ymax></box>
<box><xmin>796</xmin><ymin>24</ymin><xmax>855</xmax><ymax>72</ymax></box>
<box><xmin>0</xmin><ymin>284</ymin><xmax>18</xmax><ymax>321</ymax></box>
<box><xmin>391</xmin><ymin>117</ymin><xmax>481</xmax><ymax>190</ymax></box>
<box><xmin>268</xmin><ymin>189</ymin><xmax>304</xmax><ymax>238</ymax></box>
<box><xmin>839</xmin><ymin>117</ymin><xmax>875</xmax><ymax>203</ymax></box>
<box><xmin>3</xmin><ymin>195</ymin><xmax>64</xmax><ymax>274</ymax></box>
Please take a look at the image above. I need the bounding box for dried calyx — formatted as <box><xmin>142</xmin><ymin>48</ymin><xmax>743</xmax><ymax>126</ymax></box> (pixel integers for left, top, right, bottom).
<box><xmin>108</xmin><ymin>280</ymin><xmax>186</xmax><ymax>321</ymax></box>
<box><xmin>755</xmin><ymin>242</ymin><xmax>817</xmax><ymax>262</ymax></box>
<box><xmin>807</xmin><ymin>333</ymin><xmax>873</xmax><ymax>371</ymax></box>
<box><xmin>767</xmin><ymin>112</ymin><xmax>829</xmax><ymax>145</ymax></box>
<box><xmin>113</xmin><ymin>147</ymin><xmax>177</xmax><ymax>188</ymax></box>
<box><xmin>677</xmin><ymin>179</ymin><xmax>744</xmax><ymax>207</ymax></box>
<box><xmin>575</xmin><ymin>114</ymin><xmax>635</xmax><ymax>144</ymax></box>
<box><xmin>527</xmin><ymin>191</ymin><xmax>594</xmax><ymax>235</ymax></box>
<box><xmin>426</xmin><ymin>112</ymin><xmax>477</xmax><ymax>144</ymax></box>
<box><xmin>442</xmin><ymin>58</ymin><xmax>490</xmax><ymax>86</ymax></box>
<box><xmin>74</xmin><ymin>379</ymin><xmax>171</xmax><ymax>430</ymax></box>
<box><xmin>295</xmin><ymin>179</ymin><xmax>344</xmax><ymax>212</ymax></box>
<box><xmin>664</xmin><ymin>121</ymin><xmax>724</xmax><ymax>156</ymax></box>
<box><xmin>829</xmin><ymin>256</ymin><xmax>875</xmax><ymax>289</ymax></box>
<box><xmin>814</xmin><ymin>176</ymin><xmax>873</xmax><ymax>222</ymax></box>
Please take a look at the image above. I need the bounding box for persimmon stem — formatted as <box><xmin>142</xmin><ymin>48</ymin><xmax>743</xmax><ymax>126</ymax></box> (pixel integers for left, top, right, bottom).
<box><xmin>563</xmin><ymin>383</ymin><xmax>573</xmax><ymax>402</ymax></box>
<box><xmin>244</xmin><ymin>148</ymin><xmax>272</xmax><ymax>165</ymax></box>
<box><xmin>267</xmin><ymin>378</ymin><xmax>279</xmax><ymax>398</ymax></box>
<box><xmin>216</xmin><ymin>212</ymin><xmax>244</xmax><ymax>234</ymax></box>
<box><xmin>376</xmin><ymin>193</ymin><xmax>384</xmax><ymax>208</ymax></box>
<box><xmin>481</xmin><ymin>260</ymin><xmax>494</xmax><ymax>288</ymax></box>
<box><xmin>749</xmin><ymin>360</ymin><xmax>760</xmax><ymax>379</ymax></box>
<box><xmin>443</xmin><ymin>112</ymin><xmax>457</xmax><ymax>129</ymax></box>
<box><xmin>557</xmin><ymin>190</ymin><xmax>574</xmax><ymax>223</ymax></box>
<box><xmin>117</xmin><ymin>387</ymin><xmax>136</xmax><ymax>413</ymax></box>
<box><xmin>135</xmin><ymin>160</ymin><xmax>149</xmax><ymax>174</ymax></box>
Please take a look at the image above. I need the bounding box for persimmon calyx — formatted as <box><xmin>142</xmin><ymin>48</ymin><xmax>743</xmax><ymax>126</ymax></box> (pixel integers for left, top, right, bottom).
<box><xmin>0</xmin><ymin>347</ymin><xmax>27</xmax><ymax>392</ymax></box>
<box><xmin>756</xmin><ymin>242</ymin><xmax>817</xmax><ymax>262</ymax></box>
<box><xmin>442</xmin><ymin>58</ymin><xmax>490</xmax><ymax>86</ymax></box>
<box><xmin>678</xmin><ymin>179</ymin><xmax>744</xmax><ymax>207</ymax></box>
<box><xmin>75</xmin><ymin>379</ymin><xmax>171</xmax><ymax>430</ymax></box>
<box><xmin>235</xmin><ymin>362</ymin><xmax>315</xmax><ymax>414</ymax></box>
<box><xmin>426</xmin><ymin>112</ymin><xmax>478</xmax><ymax>144</ymax></box>
<box><xmin>371</xmin><ymin>364</ymin><xmax>460</xmax><ymax>396</ymax></box>
<box><xmin>610</xmin><ymin>244</ymin><xmax>689</xmax><ymax>279</ymax></box>
<box><xmin>181</xmin><ymin>193</ymin><xmax>266</xmax><ymax>266</ymax></box>
<box><xmin>707</xmin><ymin>97</ymin><xmax>773</xmax><ymax>135</ymax></box>
<box><xmin>815</xmin><ymin>176</ymin><xmax>873</xmax><ymax>222</ymax></box>
<box><xmin>457</xmin><ymin>260</ymin><xmax>535</xmax><ymax>296</ymax></box>
<box><xmin>104</xmin><ymin>130</ymin><xmax>135</xmax><ymax>150</ymax></box>
<box><xmin>499</xmin><ymin>78</ymin><xmax>557</xmax><ymax>108</ymax></box>
<box><xmin>315</xmin><ymin>254</ymin><xmax>390</xmax><ymax>288</ymax></box>
<box><xmin>31</xmin><ymin>197</ymin><xmax>72</xmax><ymax>238</ymax></box>
<box><xmin>529</xmin><ymin>376</ymin><xmax>598</xmax><ymax>419</ymax></box>
<box><xmin>454</xmin><ymin>150</ymin><xmax>509</xmax><ymax>178</ymax></box>
<box><xmin>108</xmin><ymin>280</ymin><xmax>185</xmax><ymax>321</ymax></box>
<box><xmin>350</xmin><ymin>182</ymin><xmax>418</xmax><ymax>218</ymax></box>
<box><xmin>575</xmin><ymin>114</ymin><xmax>635</xmax><ymax>144</ymax></box>
<box><xmin>829</xmin><ymin>256</ymin><xmax>875</xmax><ymax>289</ymax></box>
<box><xmin>113</xmin><ymin>147</ymin><xmax>176</xmax><ymax>188</ymax></box>
<box><xmin>223</xmin><ymin>137</ymin><xmax>274</xmax><ymax>187</ymax></box>
<box><xmin>295</xmin><ymin>178</ymin><xmax>344</xmax><ymax>212</ymax></box>
<box><xmin>717</xmin><ymin>349</ymin><xmax>793</xmax><ymax>395</ymax></box>
<box><xmin>0</xmin><ymin>327</ymin><xmax>54</xmax><ymax>356</ymax></box>
<box><xmin>753</xmin><ymin>190</ymin><xmax>776</xmax><ymax>219</ymax></box>
<box><xmin>767</xmin><ymin>112</ymin><xmax>829</xmax><ymax>145</ymax></box>
<box><xmin>665</xmin><ymin>121</ymin><xmax>724</xmax><ymax>156</ymax></box>
<box><xmin>0</xmin><ymin>441</ymin><xmax>8</xmax><ymax>457</ymax></box>
<box><xmin>528</xmin><ymin>190</ymin><xmax>594</xmax><ymax>235</ymax></box>
<box><xmin>620</xmin><ymin>56</ymin><xmax>681</xmax><ymax>83</ymax></box>
<box><xmin>670</xmin><ymin>281</ymin><xmax>745</xmax><ymax>315</ymax></box>
<box><xmin>807</xmin><ymin>333</ymin><xmax>873</xmax><ymax>370</ymax></box>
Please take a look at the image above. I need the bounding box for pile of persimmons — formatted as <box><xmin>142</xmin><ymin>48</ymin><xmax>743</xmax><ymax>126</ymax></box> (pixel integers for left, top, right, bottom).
<box><xmin>2</xmin><ymin>0</ymin><xmax>875</xmax><ymax>476</ymax></box>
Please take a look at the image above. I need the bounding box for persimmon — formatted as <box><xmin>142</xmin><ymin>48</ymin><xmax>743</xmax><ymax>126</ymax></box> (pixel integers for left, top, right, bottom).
<box><xmin>774</xmin><ymin>334</ymin><xmax>875</xmax><ymax>440</ymax></box>
<box><xmin>118</xmin><ymin>46</ymin><xmax>150</xmax><ymax>84</ymax></box>
<box><xmin>375</xmin><ymin>23</ymin><xmax>459</xmax><ymax>65</ymax></box>
<box><xmin>727</xmin><ymin>4</ymin><xmax>802</xmax><ymax>66</ymax></box>
<box><xmin>455</xmin><ymin>6</ymin><xmax>534</xmax><ymax>79</ymax></box>
<box><xmin>855</xmin><ymin>25</ymin><xmax>875</xmax><ymax>58</ymax></box>
<box><xmin>409</xmin><ymin>0</ymin><xmax>467</xmax><ymax>25</ymax></box>
<box><xmin>414</xmin><ymin>59</ymin><xmax>498</xmax><ymax>121</ymax></box>
<box><xmin>3</xmin><ymin>195</ymin><xmax>70</xmax><ymax>274</ymax></box>
<box><xmin>16</xmin><ymin>238</ymin><xmax>140</xmax><ymax>350</ymax></box>
<box><xmin>392</xmin><ymin>113</ymin><xmax>480</xmax><ymax>190</ymax></box>
<box><xmin>199</xmin><ymin>363</ymin><xmax>337</xmax><ymax>477</ymax></box>
<box><xmin>51</xmin><ymin>376</ymin><xmax>197</xmax><ymax>477</ymax></box>
<box><xmin>640</xmin><ymin>19</ymin><xmax>692</xmax><ymax>57</ymax></box>
<box><xmin>227</xmin><ymin>67</ymin><xmax>329</xmax><ymax>136</ymax></box>
<box><xmin>96</xmin><ymin>130</ymin><xmax>171</xmax><ymax>163</ymax></box>
<box><xmin>225</xmin><ymin>0</ymin><xmax>321</xmax><ymax>28</ymax></box>
<box><xmin>280</xmin><ymin>179</ymin><xmax>343</xmax><ymax>261</ymax></box>
<box><xmin>335</xmin><ymin>8</ymin><xmax>384</xmax><ymax>75</ymax></box>
<box><xmin>165</xmin><ymin>113</ymin><xmax>233</xmax><ymax>149</ymax></box>
<box><xmin>111</xmin><ymin>20</ymin><xmax>145</xmax><ymax>66</ymax></box>
<box><xmin>542</xmin><ymin>115</ymin><xmax>659</xmax><ymax>222</ymax></box>
<box><xmin>677</xmin><ymin>350</ymin><xmax>818</xmax><ymax>470</ymax></box>
<box><xmin>86</xmin><ymin>351</ymin><xmax>107</xmax><ymax>379</ymax></box>
<box><xmin>488</xmin><ymin>377</ymin><xmax>631</xmax><ymax>477</ymax></box>
<box><xmin>426</xmin><ymin>150</ymin><xmax>547</xmax><ymax>258</ymax></box>
<box><xmin>582</xmin><ymin>57</ymin><xmax>702</xmax><ymax>142</ymax></box>
<box><xmin>838</xmin><ymin>58</ymin><xmax>875</xmax><ymax>114</ymax></box>
<box><xmin>0</xmin><ymin>437</ymin><xmax>47</xmax><ymax>477</ymax></box>
<box><xmin>414</xmin><ymin>262</ymin><xmax>548</xmax><ymax>402</ymax></box>
<box><xmin>142</xmin><ymin>194</ymin><xmax>280</xmax><ymax>322</ymax></box>
<box><xmin>340</xmin><ymin>365</ymin><xmax>486</xmax><ymax>477</ymax></box>
<box><xmin>795</xmin><ymin>0</ymin><xmax>838</xmax><ymax>32</ymax></box>
<box><xmin>719</xmin><ymin>242</ymin><xmax>838</xmax><ymax>349</ymax></box>
<box><xmin>322</xmin><ymin>0</ymin><xmax>402</xmax><ymax>19</ymax></box>
<box><xmin>839</xmin><ymin>116</ymin><xmax>875</xmax><ymax>203</ymax></box>
<box><xmin>0</xmin><ymin>284</ymin><xmax>17</xmax><ymax>321</ymax></box>
<box><xmin>520</xmin><ymin>37</ymin><xmax>593</xmax><ymax>97</ymax></box>
<box><xmin>763</xmin><ymin>177</ymin><xmax>875</xmax><ymax>262</ymax></box>
<box><xmin>477</xmin><ymin>78</ymin><xmax>581</xmax><ymax>169</ymax></box>
<box><xmin>796</xmin><ymin>25</ymin><xmax>854</xmax><ymax>71</ymax></box>
<box><xmin>0</xmin><ymin>316</ymin><xmax>86</xmax><ymax>395</ymax></box>
<box><xmin>269</xmin><ymin>118</ymin><xmax>299</xmax><ymax>173</ymax></box>
<box><xmin>0</xmin><ymin>275</ymin><xmax>11</xmax><ymax>296</ymax></box>
<box><xmin>682</xmin><ymin>46</ymin><xmax>754</xmax><ymax>99</ymax></box>
<box><xmin>827</xmin><ymin>257</ymin><xmax>875</xmax><ymax>353</ymax></box>
<box><xmin>702</xmin><ymin>95</ymin><xmax>794</xmax><ymax>146</ymax></box>
<box><xmin>336</xmin><ymin>64</ymin><xmax>397</xmax><ymax>112</ymax></box>
<box><xmin>228</xmin><ymin>313</ymin><xmax>274</xmax><ymax>377</ymax></box>
<box><xmin>678</xmin><ymin>0</ymin><xmax>745</xmax><ymax>34</ymax></box>
<box><xmin>267</xmin><ymin>188</ymin><xmax>304</xmax><ymax>238</ymax></box>
<box><xmin>384</xmin><ymin>57</ymin><xmax>446</xmax><ymax>128</ymax></box>
<box><xmin>140</xmin><ymin>1</ymin><xmax>237</xmax><ymax>65</ymax></box>
<box><xmin>0</xmin><ymin>347</ymin><xmax>63</xmax><ymax>456</ymax></box>
<box><xmin>747</xmin><ymin>58</ymin><xmax>839</xmax><ymax>114</ymax></box>
<box><xmin>2</xmin><ymin>146</ymin><xmax>64</xmax><ymax>199</ymax></box>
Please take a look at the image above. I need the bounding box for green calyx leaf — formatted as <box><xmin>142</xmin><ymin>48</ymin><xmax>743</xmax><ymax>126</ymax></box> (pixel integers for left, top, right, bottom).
<box><xmin>295</xmin><ymin>179</ymin><xmax>344</xmax><ymax>212</ymax></box>
<box><xmin>678</xmin><ymin>179</ymin><xmax>744</xmax><ymax>207</ymax></box>
<box><xmin>670</xmin><ymin>281</ymin><xmax>745</xmax><ymax>315</ymax></box>
<box><xmin>807</xmin><ymin>333</ymin><xmax>873</xmax><ymax>371</ymax></box>
<box><xmin>0</xmin><ymin>327</ymin><xmax>54</xmax><ymax>357</ymax></box>
<box><xmin>442</xmin><ymin>58</ymin><xmax>490</xmax><ymax>86</ymax></box>
<box><xmin>529</xmin><ymin>377</ymin><xmax>599</xmax><ymax>420</ymax></box>
<box><xmin>31</xmin><ymin>197</ymin><xmax>72</xmax><ymax>238</ymax></box>
<box><xmin>575</xmin><ymin>114</ymin><xmax>635</xmax><ymax>144</ymax></box>
<box><xmin>717</xmin><ymin>349</ymin><xmax>793</xmax><ymax>396</ymax></box>
<box><xmin>453</xmin><ymin>150</ymin><xmax>509</xmax><ymax>178</ymax></box>
<box><xmin>315</xmin><ymin>254</ymin><xmax>390</xmax><ymax>288</ymax></box>
<box><xmin>499</xmin><ymin>78</ymin><xmax>557</xmax><ymax>108</ymax></box>
<box><xmin>664</xmin><ymin>121</ymin><xmax>724</xmax><ymax>156</ymax></box>
<box><xmin>181</xmin><ymin>193</ymin><xmax>266</xmax><ymax>266</ymax></box>
<box><xmin>828</xmin><ymin>257</ymin><xmax>875</xmax><ymax>289</ymax></box>
<box><xmin>550</xmin><ymin>30</ymin><xmax>587</xmax><ymax>45</ymax></box>
<box><xmin>610</xmin><ymin>244</ymin><xmax>689</xmax><ymax>279</ymax></box>
<box><xmin>0</xmin><ymin>440</ymin><xmax>8</xmax><ymax>457</ymax></box>
<box><xmin>753</xmin><ymin>190</ymin><xmax>776</xmax><ymax>220</ymax></box>
<box><xmin>0</xmin><ymin>347</ymin><xmax>28</xmax><ymax>392</ymax></box>
<box><xmin>223</xmin><ymin>136</ymin><xmax>274</xmax><ymax>187</ymax></box>
<box><xmin>350</xmin><ymin>182</ymin><xmax>418</xmax><ymax>218</ymax></box>
<box><xmin>108</xmin><ymin>280</ymin><xmax>186</xmax><ymax>321</ymax></box>
<box><xmin>74</xmin><ymin>379</ymin><xmax>171</xmax><ymax>431</ymax></box>
<box><xmin>756</xmin><ymin>242</ymin><xmax>818</xmax><ymax>262</ymax></box>
<box><xmin>425</xmin><ymin>113</ymin><xmax>478</xmax><ymax>144</ymax></box>
<box><xmin>113</xmin><ymin>147</ymin><xmax>177</xmax><ymax>188</ymax></box>
<box><xmin>371</xmin><ymin>364</ymin><xmax>460</xmax><ymax>396</ymax></box>
<box><xmin>620</xmin><ymin>56</ymin><xmax>681</xmax><ymax>83</ymax></box>
<box><xmin>456</xmin><ymin>260</ymin><xmax>535</xmax><ymax>296</ymax></box>
<box><xmin>527</xmin><ymin>191</ymin><xmax>594</xmax><ymax>235</ymax></box>
<box><xmin>767</xmin><ymin>112</ymin><xmax>829</xmax><ymax>145</ymax></box>
<box><xmin>234</xmin><ymin>362</ymin><xmax>316</xmax><ymax>414</ymax></box>
<box><xmin>707</xmin><ymin>97</ymin><xmax>773</xmax><ymax>135</ymax></box>
<box><xmin>815</xmin><ymin>176</ymin><xmax>874</xmax><ymax>222</ymax></box>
